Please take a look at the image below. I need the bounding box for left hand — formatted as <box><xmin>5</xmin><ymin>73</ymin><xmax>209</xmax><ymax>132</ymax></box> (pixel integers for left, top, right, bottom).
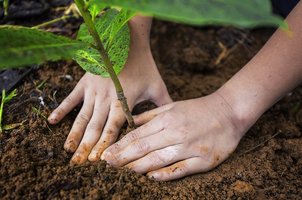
<box><xmin>102</xmin><ymin>92</ymin><xmax>246</xmax><ymax>181</ymax></box>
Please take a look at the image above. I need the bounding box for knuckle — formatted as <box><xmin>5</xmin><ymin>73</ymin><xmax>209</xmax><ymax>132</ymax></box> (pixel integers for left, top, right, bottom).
<box><xmin>133</xmin><ymin>139</ymin><xmax>150</xmax><ymax>153</ymax></box>
<box><xmin>165</xmin><ymin>163</ymin><xmax>189</xmax><ymax>179</ymax></box>
<box><xmin>150</xmin><ymin>151</ymin><xmax>166</xmax><ymax>164</ymax></box>
<box><xmin>54</xmin><ymin>106</ymin><xmax>65</xmax><ymax>116</ymax></box>
<box><xmin>99</xmin><ymin>90</ymin><xmax>109</xmax><ymax>100</ymax></box>
<box><xmin>112</xmin><ymin>100</ymin><xmax>122</xmax><ymax>109</ymax></box>
<box><xmin>162</xmin><ymin>132</ymin><xmax>174</xmax><ymax>143</ymax></box>
<box><xmin>109</xmin><ymin>144</ymin><xmax>120</xmax><ymax>153</ymax></box>
<box><xmin>126</xmin><ymin>130</ymin><xmax>140</xmax><ymax>141</ymax></box>
<box><xmin>77</xmin><ymin>113</ymin><xmax>90</xmax><ymax>124</ymax></box>
<box><xmin>162</xmin><ymin>131</ymin><xmax>181</xmax><ymax>143</ymax></box>
<box><xmin>161</xmin><ymin>113</ymin><xmax>173</xmax><ymax>127</ymax></box>
<box><xmin>104</xmin><ymin>149</ymin><xmax>120</xmax><ymax>165</ymax></box>
<box><xmin>93</xmin><ymin>106</ymin><xmax>103</xmax><ymax>114</ymax></box>
<box><xmin>87</xmin><ymin>121</ymin><xmax>100</xmax><ymax>131</ymax></box>
<box><xmin>175</xmin><ymin>126</ymin><xmax>189</xmax><ymax>140</ymax></box>
<box><xmin>103</xmin><ymin>127</ymin><xmax>117</xmax><ymax>136</ymax></box>
<box><xmin>113</xmin><ymin>118</ymin><xmax>124</xmax><ymax>128</ymax></box>
<box><xmin>175</xmin><ymin>163</ymin><xmax>188</xmax><ymax>175</ymax></box>
<box><xmin>63</xmin><ymin>96</ymin><xmax>73</xmax><ymax>105</ymax></box>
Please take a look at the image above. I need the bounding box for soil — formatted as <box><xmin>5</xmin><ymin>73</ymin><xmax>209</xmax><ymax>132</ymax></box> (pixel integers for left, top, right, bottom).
<box><xmin>0</xmin><ymin>2</ymin><xmax>302</xmax><ymax>200</ymax></box>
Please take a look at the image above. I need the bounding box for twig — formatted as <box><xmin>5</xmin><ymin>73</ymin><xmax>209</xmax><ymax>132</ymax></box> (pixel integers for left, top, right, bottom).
<box><xmin>240</xmin><ymin>130</ymin><xmax>281</xmax><ymax>156</ymax></box>
<box><xmin>215</xmin><ymin>42</ymin><xmax>229</xmax><ymax>65</ymax></box>
<box><xmin>32</xmin><ymin>15</ymin><xmax>73</xmax><ymax>29</ymax></box>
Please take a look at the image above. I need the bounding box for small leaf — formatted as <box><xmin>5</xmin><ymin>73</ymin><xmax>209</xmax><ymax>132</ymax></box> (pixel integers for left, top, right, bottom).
<box><xmin>3</xmin><ymin>120</ymin><xmax>26</xmax><ymax>131</ymax></box>
<box><xmin>0</xmin><ymin>26</ymin><xmax>88</xmax><ymax>69</ymax></box>
<box><xmin>74</xmin><ymin>9</ymin><xmax>134</xmax><ymax>77</ymax></box>
<box><xmin>3</xmin><ymin>89</ymin><xmax>17</xmax><ymax>103</ymax></box>
<box><xmin>88</xmin><ymin>3</ymin><xmax>106</xmax><ymax>22</ymax></box>
<box><xmin>89</xmin><ymin>0</ymin><xmax>286</xmax><ymax>28</ymax></box>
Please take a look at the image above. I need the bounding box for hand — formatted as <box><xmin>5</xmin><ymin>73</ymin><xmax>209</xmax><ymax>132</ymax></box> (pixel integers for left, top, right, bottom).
<box><xmin>48</xmin><ymin>47</ymin><xmax>172</xmax><ymax>164</ymax></box>
<box><xmin>102</xmin><ymin>92</ymin><xmax>246</xmax><ymax>181</ymax></box>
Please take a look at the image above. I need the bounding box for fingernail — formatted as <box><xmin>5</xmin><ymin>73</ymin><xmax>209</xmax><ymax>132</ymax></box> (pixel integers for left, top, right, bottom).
<box><xmin>88</xmin><ymin>151</ymin><xmax>98</xmax><ymax>162</ymax></box>
<box><xmin>71</xmin><ymin>153</ymin><xmax>82</xmax><ymax>164</ymax></box>
<box><xmin>48</xmin><ymin>113</ymin><xmax>58</xmax><ymax>123</ymax></box>
<box><xmin>64</xmin><ymin>140</ymin><xmax>77</xmax><ymax>153</ymax></box>
<box><xmin>148</xmin><ymin>172</ymin><xmax>160</xmax><ymax>180</ymax></box>
<box><xmin>101</xmin><ymin>150</ymin><xmax>110</xmax><ymax>160</ymax></box>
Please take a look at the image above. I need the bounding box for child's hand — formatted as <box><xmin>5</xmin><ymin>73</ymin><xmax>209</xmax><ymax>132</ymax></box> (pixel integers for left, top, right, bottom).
<box><xmin>48</xmin><ymin>47</ymin><xmax>172</xmax><ymax>164</ymax></box>
<box><xmin>102</xmin><ymin>92</ymin><xmax>246</xmax><ymax>181</ymax></box>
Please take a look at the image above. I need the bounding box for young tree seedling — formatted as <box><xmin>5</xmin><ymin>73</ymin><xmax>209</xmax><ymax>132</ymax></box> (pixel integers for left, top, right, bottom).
<box><xmin>75</xmin><ymin>0</ymin><xmax>135</xmax><ymax>127</ymax></box>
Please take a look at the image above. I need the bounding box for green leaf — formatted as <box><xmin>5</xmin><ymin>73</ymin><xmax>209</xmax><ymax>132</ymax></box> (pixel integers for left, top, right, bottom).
<box><xmin>3</xmin><ymin>89</ymin><xmax>17</xmax><ymax>104</ymax></box>
<box><xmin>89</xmin><ymin>0</ymin><xmax>286</xmax><ymax>29</ymax></box>
<box><xmin>74</xmin><ymin>9</ymin><xmax>134</xmax><ymax>77</ymax></box>
<box><xmin>0</xmin><ymin>26</ymin><xmax>88</xmax><ymax>69</ymax></box>
<box><xmin>88</xmin><ymin>2</ymin><xmax>106</xmax><ymax>22</ymax></box>
<box><xmin>3</xmin><ymin>0</ymin><xmax>9</xmax><ymax>16</ymax></box>
<box><xmin>3</xmin><ymin>121</ymin><xmax>25</xmax><ymax>131</ymax></box>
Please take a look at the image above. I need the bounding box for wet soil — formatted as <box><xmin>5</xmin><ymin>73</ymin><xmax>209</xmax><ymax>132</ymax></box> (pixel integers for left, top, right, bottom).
<box><xmin>0</xmin><ymin>3</ymin><xmax>302</xmax><ymax>200</ymax></box>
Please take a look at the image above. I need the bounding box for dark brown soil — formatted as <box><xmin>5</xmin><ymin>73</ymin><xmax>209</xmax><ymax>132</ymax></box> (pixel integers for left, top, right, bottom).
<box><xmin>1</xmin><ymin>4</ymin><xmax>302</xmax><ymax>200</ymax></box>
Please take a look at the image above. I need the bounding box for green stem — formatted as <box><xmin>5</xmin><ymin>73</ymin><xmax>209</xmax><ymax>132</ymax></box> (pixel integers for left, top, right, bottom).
<box><xmin>32</xmin><ymin>15</ymin><xmax>73</xmax><ymax>29</ymax></box>
<box><xmin>3</xmin><ymin>0</ymin><xmax>9</xmax><ymax>16</ymax></box>
<box><xmin>0</xmin><ymin>90</ymin><xmax>5</xmax><ymax>134</ymax></box>
<box><xmin>74</xmin><ymin>0</ymin><xmax>135</xmax><ymax>128</ymax></box>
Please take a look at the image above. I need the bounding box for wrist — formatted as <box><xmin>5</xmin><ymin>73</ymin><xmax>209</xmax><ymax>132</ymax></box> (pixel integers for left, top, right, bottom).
<box><xmin>201</xmin><ymin>92</ymin><xmax>247</xmax><ymax>140</ymax></box>
<box><xmin>215</xmin><ymin>81</ymin><xmax>266</xmax><ymax>138</ymax></box>
<box><xmin>129</xmin><ymin>15</ymin><xmax>152</xmax><ymax>50</ymax></box>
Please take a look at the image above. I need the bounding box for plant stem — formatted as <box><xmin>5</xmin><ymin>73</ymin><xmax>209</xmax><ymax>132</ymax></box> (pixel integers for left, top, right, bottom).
<box><xmin>74</xmin><ymin>0</ymin><xmax>135</xmax><ymax>128</ymax></box>
<box><xmin>0</xmin><ymin>90</ymin><xmax>5</xmax><ymax>134</ymax></box>
<box><xmin>32</xmin><ymin>15</ymin><xmax>73</xmax><ymax>29</ymax></box>
<box><xmin>3</xmin><ymin>0</ymin><xmax>9</xmax><ymax>16</ymax></box>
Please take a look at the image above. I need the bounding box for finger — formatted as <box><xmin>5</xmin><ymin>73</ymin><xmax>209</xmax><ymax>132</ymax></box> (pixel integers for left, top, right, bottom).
<box><xmin>133</xmin><ymin>103</ymin><xmax>173</xmax><ymax>126</ymax></box>
<box><xmin>48</xmin><ymin>84</ymin><xmax>84</xmax><ymax>124</ymax></box>
<box><xmin>126</xmin><ymin>145</ymin><xmax>188</xmax><ymax>174</ymax></box>
<box><xmin>104</xmin><ymin>129</ymin><xmax>181</xmax><ymax>167</ymax></box>
<box><xmin>101</xmin><ymin>115</ymin><xmax>164</xmax><ymax>160</ymax></box>
<box><xmin>64</xmin><ymin>93</ymin><xmax>94</xmax><ymax>153</ymax></box>
<box><xmin>88</xmin><ymin>100</ymin><xmax>125</xmax><ymax>162</ymax></box>
<box><xmin>71</xmin><ymin>96</ymin><xmax>110</xmax><ymax>164</ymax></box>
<box><xmin>147</xmin><ymin>157</ymin><xmax>204</xmax><ymax>181</ymax></box>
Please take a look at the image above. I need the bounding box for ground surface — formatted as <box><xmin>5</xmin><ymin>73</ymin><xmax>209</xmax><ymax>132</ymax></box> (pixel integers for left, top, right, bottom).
<box><xmin>0</xmin><ymin>1</ymin><xmax>302</xmax><ymax>199</ymax></box>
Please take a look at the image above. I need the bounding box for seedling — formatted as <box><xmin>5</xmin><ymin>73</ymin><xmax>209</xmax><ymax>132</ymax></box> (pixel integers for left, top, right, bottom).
<box><xmin>0</xmin><ymin>89</ymin><xmax>17</xmax><ymax>134</ymax></box>
<box><xmin>0</xmin><ymin>0</ymin><xmax>286</xmax><ymax>128</ymax></box>
<box><xmin>32</xmin><ymin>106</ymin><xmax>53</xmax><ymax>132</ymax></box>
<box><xmin>2</xmin><ymin>0</ymin><xmax>9</xmax><ymax>16</ymax></box>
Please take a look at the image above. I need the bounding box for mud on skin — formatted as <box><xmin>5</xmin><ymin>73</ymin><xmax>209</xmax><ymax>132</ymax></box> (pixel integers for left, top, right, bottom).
<box><xmin>0</xmin><ymin>16</ymin><xmax>301</xmax><ymax>200</ymax></box>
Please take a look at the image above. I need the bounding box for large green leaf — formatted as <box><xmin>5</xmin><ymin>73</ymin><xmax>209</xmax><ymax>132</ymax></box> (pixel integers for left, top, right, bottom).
<box><xmin>74</xmin><ymin>9</ymin><xmax>135</xmax><ymax>77</ymax></box>
<box><xmin>89</xmin><ymin>0</ymin><xmax>286</xmax><ymax>28</ymax></box>
<box><xmin>0</xmin><ymin>26</ymin><xmax>87</xmax><ymax>69</ymax></box>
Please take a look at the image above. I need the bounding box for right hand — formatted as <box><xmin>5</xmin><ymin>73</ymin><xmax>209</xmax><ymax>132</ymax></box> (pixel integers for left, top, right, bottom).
<box><xmin>48</xmin><ymin>47</ymin><xmax>172</xmax><ymax>165</ymax></box>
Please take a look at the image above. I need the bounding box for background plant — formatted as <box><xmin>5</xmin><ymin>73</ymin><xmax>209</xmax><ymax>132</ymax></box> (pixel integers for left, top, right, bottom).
<box><xmin>0</xmin><ymin>0</ymin><xmax>286</xmax><ymax>128</ymax></box>
<box><xmin>0</xmin><ymin>89</ymin><xmax>16</xmax><ymax>134</ymax></box>
<box><xmin>1</xmin><ymin>0</ymin><xmax>9</xmax><ymax>16</ymax></box>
